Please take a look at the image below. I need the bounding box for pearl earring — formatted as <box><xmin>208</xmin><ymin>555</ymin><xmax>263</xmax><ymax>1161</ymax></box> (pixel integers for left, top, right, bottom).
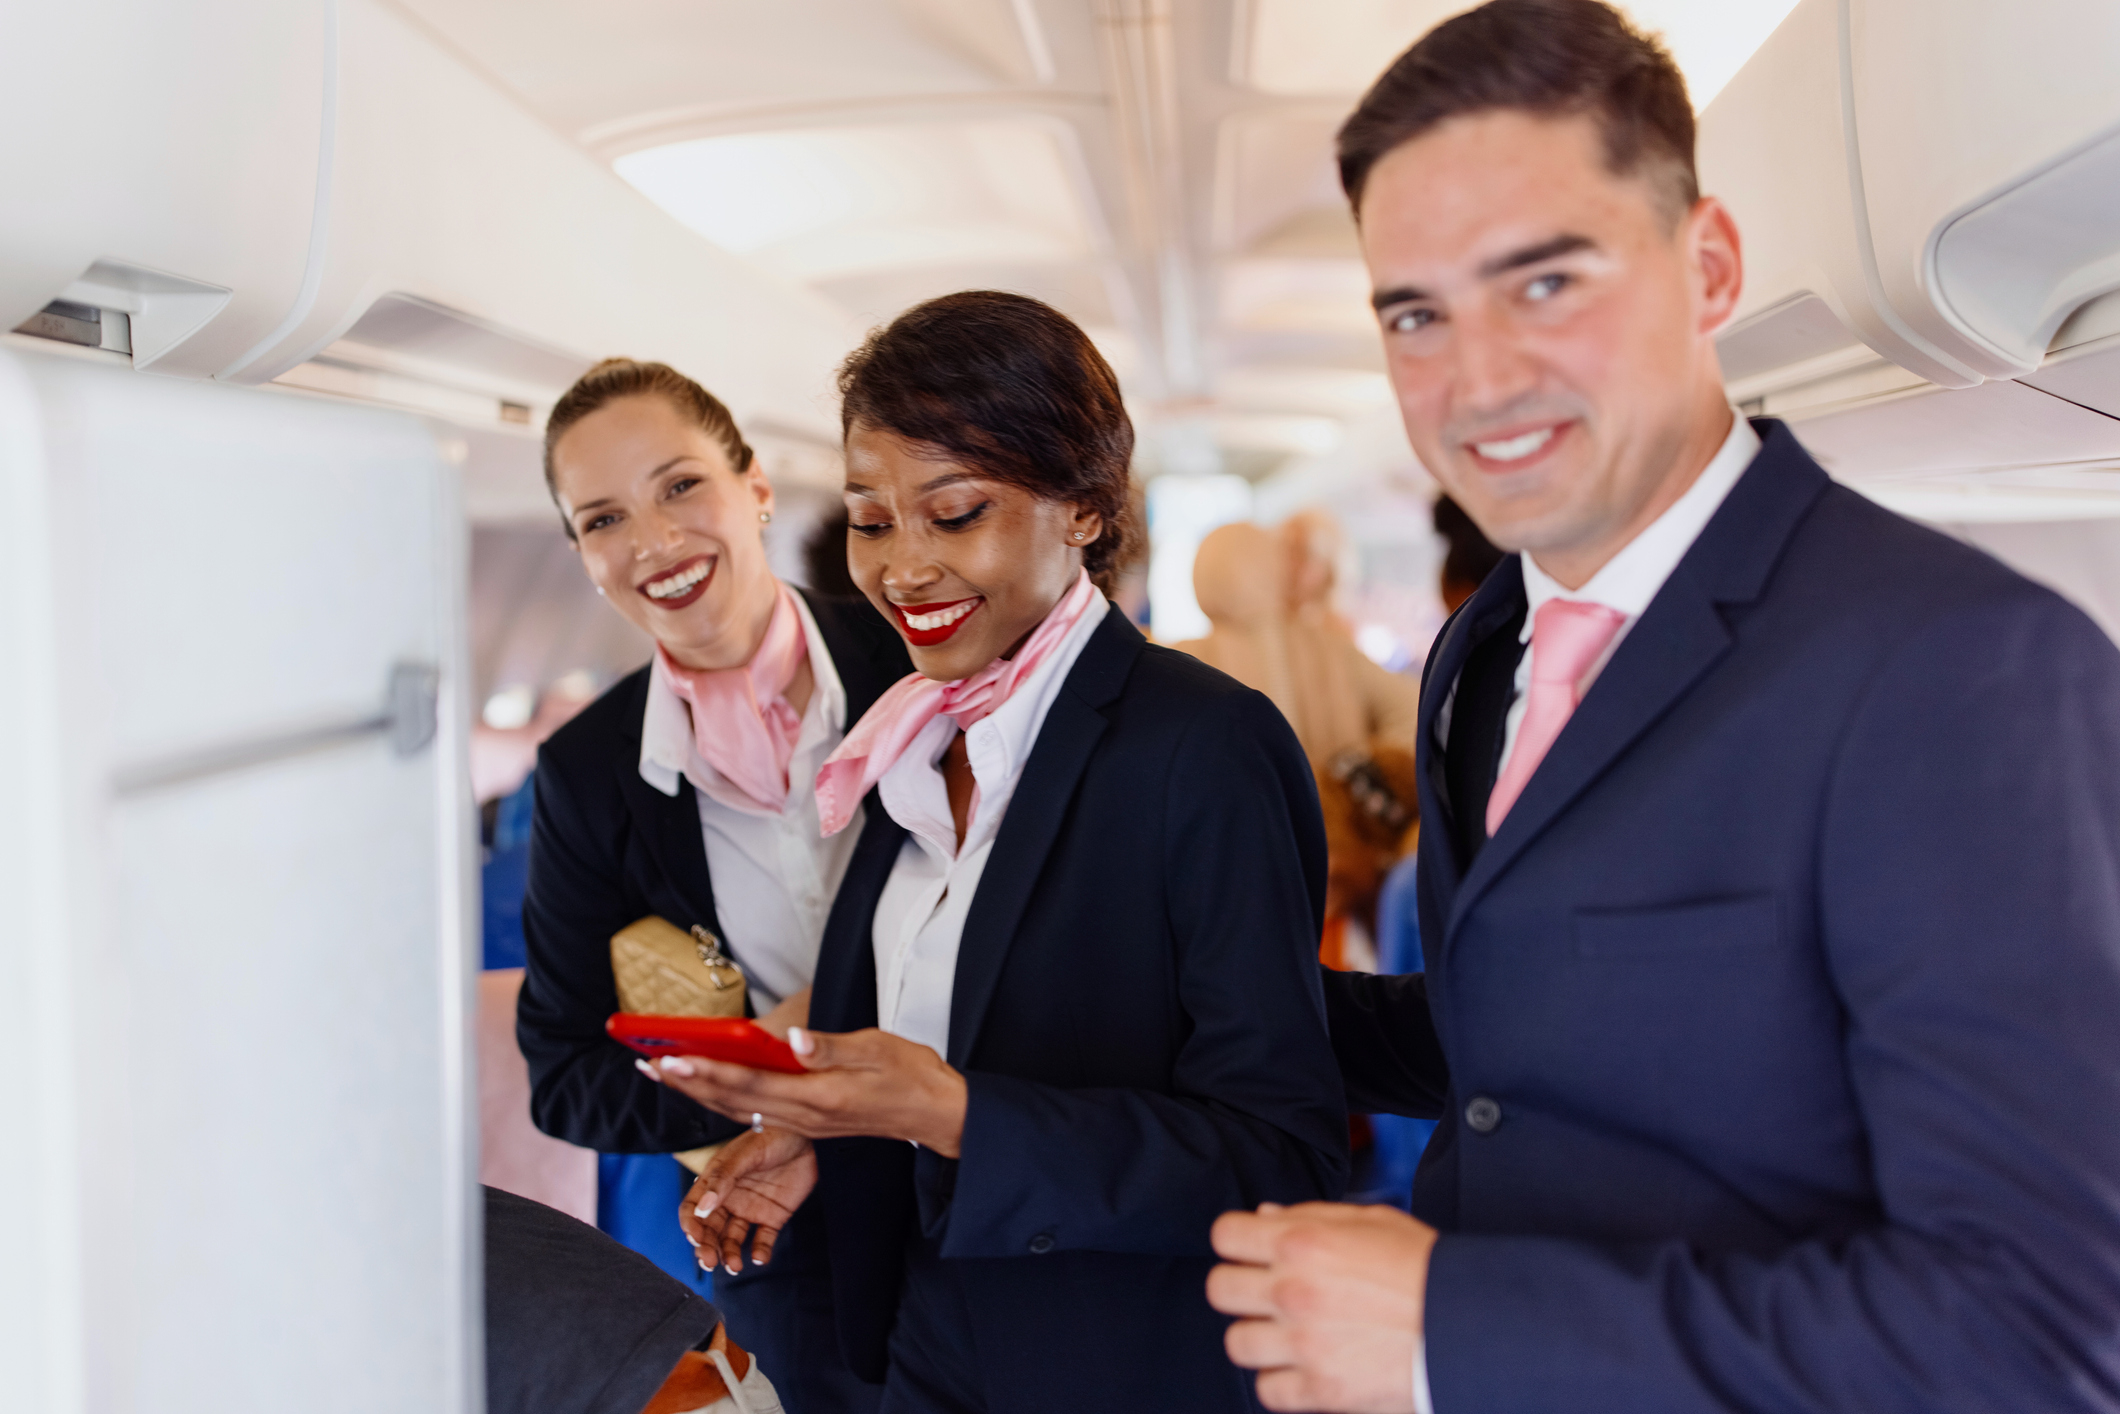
<box><xmin>760</xmin><ymin>511</ymin><xmax>772</xmax><ymax>524</ymax></box>
<box><xmin>596</xmin><ymin>586</ymin><xmax>606</xmax><ymax>597</ymax></box>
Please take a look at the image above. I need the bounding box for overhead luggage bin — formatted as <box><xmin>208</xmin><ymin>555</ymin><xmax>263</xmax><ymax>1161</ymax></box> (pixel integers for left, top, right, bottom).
<box><xmin>0</xmin><ymin>0</ymin><xmax>328</xmax><ymax>379</ymax></box>
<box><xmin>1705</xmin><ymin>0</ymin><xmax>2120</xmax><ymax>392</ymax></box>
<box><xmin>1700</xmin><ymin>0</ymin><xmax>2120</xmax><ymax>497</ymax></box>
<box><xmin>2</xmin><ymin>0</ymin><xmax>858</xmax><ymax>440</ymax></box>
<box><xmin>219</xmin><ymin>0</ymin><xmax>861</xmax><ymax>440</ymax></box>
<box><xmin>1852</xmin><ymin>0</ymin><xmax>2120</xmax><ymax>380</ymax></box>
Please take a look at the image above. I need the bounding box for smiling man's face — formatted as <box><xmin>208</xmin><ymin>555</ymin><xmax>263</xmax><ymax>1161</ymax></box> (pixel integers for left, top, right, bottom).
<box><xmin>1359</xmin><ymin>107</ymin><xmax>1742</xmax><ymax>588</ymax></box>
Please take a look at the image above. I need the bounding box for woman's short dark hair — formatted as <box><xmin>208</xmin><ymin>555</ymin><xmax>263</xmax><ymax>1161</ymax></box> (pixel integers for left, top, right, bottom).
<box><xmin>837</xmin><ymin>291</ymin><xmax>1137</xmax><ymax>591</ymax></box>
<box><xmin>1338</xmin><ymin>0</ymin><xmax>1698</xmax><ymax>224</ymax></box>
<box><xmin>543</xmin><ymin>358</ymin><xmax>753</xmax><ymax>540</ymax></box>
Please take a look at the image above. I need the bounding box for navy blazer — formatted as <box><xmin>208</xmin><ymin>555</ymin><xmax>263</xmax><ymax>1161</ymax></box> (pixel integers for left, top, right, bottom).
<box><xmin>1324</xmin><ymin>421</ymin><xmax>2120</xmax><ymax>1411</ymax></box>
<box><xmin>809</xmin><ymin>605</ymin><xmax>1349</xmax><ymax>1404</ymax></box>
<box><xmin>517</xmin><ymin>589</ymin><xmax>910</xmax><ymax>1155</ymax></box>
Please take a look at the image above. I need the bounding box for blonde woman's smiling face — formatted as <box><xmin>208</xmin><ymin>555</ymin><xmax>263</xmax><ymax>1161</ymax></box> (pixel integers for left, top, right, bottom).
<box><xmin>843</xmin><ymin>423</ymin><xmax>1100</xmax><ymax>681</ymax></box>
<box><xmin>549</xmin><ymin>393</ymin><xmax>778</xmax><ymax>671</ymax></box>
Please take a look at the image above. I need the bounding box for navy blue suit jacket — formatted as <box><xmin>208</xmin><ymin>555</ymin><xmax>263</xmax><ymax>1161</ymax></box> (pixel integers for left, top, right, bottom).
<box><xmin>1325</xmin><ymin>422</ymin><xmax>2120</xmax><ymax>1411</ymax></box>
<box><xmin>810</xmin><ymin>605</ymin><xmax>1349</xmax><ymax>1406</ymax></box>
<box><xmin>518</xmin><ymin>589</ymin><xmax>910</xmax><ymax>1155</ymax></box>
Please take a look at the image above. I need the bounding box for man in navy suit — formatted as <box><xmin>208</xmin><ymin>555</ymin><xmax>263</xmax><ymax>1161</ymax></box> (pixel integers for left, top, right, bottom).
<box><xmin>1208</xmin><ymin>2</ymin><xmax>2120</xmax><ymax>1410</ymax></box>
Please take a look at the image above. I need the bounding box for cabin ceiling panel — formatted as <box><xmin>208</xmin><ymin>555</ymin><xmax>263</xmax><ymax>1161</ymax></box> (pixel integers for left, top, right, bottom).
<box><xmin>394</xmin><ymin>0</ymin><xmax>1036</xmax><ymax>139</ymax></box>
<box><xmin>1220</xmin><ymin>258</ymin><xmax>1375</xmax><ymax>337</ymax></box>
<box><xmin>1215</xmin><ymin>110</ymin><xmax>1352</xmax><ymax>256</ymax></box>
<box><xmin>614</xmin><ymin>118</ymin><xmax>1104</xmax><ymax>283</ymax></box>
<box><xmin>1233</xmin><ymin>0</ymin><xmax>1806</xmax><ymax>107</ymax></box>
<box><xmin>816</xmin><ymin>261</ymin><xmax>1123</xmax><ymax>336</ymax></box>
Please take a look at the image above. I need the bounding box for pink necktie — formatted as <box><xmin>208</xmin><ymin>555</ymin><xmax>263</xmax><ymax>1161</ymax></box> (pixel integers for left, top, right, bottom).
<box><xmin>1486</xmin><ymin>599</ymin><xmax>1626</xmax><ymax>836</ymax></box>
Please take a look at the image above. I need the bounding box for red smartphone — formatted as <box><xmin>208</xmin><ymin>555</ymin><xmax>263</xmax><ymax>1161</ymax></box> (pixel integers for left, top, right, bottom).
<box><xmin>605</xmin><ymin>1013</ymin><xmax>808</xmax><ymax>1074</ymax></box>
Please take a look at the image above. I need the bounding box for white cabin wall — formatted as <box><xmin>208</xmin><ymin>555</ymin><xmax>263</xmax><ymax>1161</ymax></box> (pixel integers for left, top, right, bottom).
<box><xmin>1944</xmin><ymin>518</ymin><xmax>2120</xmax><ymax>649</ymax></box>
<box><xmin>0</xmin><ymin>346</ymin><xmax>476</xmax><ymax>1414</ymax></box>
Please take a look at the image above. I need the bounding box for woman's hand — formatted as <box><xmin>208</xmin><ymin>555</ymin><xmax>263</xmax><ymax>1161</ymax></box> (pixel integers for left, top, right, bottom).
<box><xmin>645</xmin><ymin>1026</ymin><xmax>970</xmax><ymax>1157</ymax></box>
<box><xmin>680</xmin><ymin>1128</ymin><xmax>817</xmax><ymax>1275</ymax></box>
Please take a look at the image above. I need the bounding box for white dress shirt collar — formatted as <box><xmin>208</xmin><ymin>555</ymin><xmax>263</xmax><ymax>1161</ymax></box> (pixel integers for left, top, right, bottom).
<box><xmin>1517</xmin><ymin>412</ymin><xmax>1761</xmax><ymax>636</ymax></box>
<box><xmin>868</xmin><ymin>593</ymin><xmax>1110</xmax><ymax>1057</ymax></box>
<box><xmin>1484</xmin><ymin>413</ymin><xmax>1762</xmax><ymax>782</ymax></box>
<box><xmin>638</xmin><ymin>587</ymin><xmax>847</xmax><ymax>811</ymax></box>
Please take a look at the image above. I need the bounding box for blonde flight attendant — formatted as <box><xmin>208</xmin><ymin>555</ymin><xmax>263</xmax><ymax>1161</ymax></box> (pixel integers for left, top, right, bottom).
<box><xmin>517</xmin><ymin>359</ymin><xmax>909</xmax><ymax>1413</ymax></box>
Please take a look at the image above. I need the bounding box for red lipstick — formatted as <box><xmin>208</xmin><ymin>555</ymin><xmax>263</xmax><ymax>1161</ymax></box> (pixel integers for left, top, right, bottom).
<box><xmin>637</xmin><ymin>554</ymin><xmax>713</xmax><ymax>612</ymax></box>
<box><xmin>889</xmin><ymin>595</ymin><xmax>984</xmax><ymax>647</ymax></box>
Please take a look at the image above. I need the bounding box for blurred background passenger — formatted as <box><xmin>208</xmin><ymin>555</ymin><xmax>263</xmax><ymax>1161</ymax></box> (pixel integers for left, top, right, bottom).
<box><xmin>1173</xmin><ymin>514</ymin><xmax>1419</xmax><ymax>765</ymax></box>
<box><xmin>802</xmin><ymin>505</ymin><xmax>860</xmax><ymax>600</ymax></box>
<box><xmin>516</xmin><ymin>358</ymin><xmax>910</xmax><ymax>1413</ymax></box>
<box><xmin>1433</xmin><ymin>492</ymin><xmax>1505</xmax><ymax>614</ymax></box>
<box><xmin>649</xmin><ymin>292</ymin><xmax>1348</xmax><ymax>1414</ymax></box>
<box><xmin>1279</xmin><ymin>508</ymin><xmax>1420</xmax><ymax>762</ymax></box>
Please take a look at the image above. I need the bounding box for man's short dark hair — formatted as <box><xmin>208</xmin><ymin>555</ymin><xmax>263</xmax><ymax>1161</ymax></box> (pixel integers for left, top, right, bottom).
<box><xmin>1338</xmin><ymin>0</ymin><xmax>1698</xmax><ymax>224</ymax></box>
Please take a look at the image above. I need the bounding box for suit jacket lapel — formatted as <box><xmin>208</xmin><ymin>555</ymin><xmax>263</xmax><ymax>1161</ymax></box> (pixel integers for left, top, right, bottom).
<box><xmin>811</xmin><ymin>797</ymin><xmax>906</xmax><ymax>1032</ymax></box>
<box><xmin>1447</xmin><ymin>420</ymin><xmax>1831</xmax><ymax>936</ymax></box>
<box><xmin>945</xmin><ymin>605</ymin><xmax>1141</xmax><ymax>1069</ymax></box>
<box><xmin>1416</xmin><ymin>560</ymin><xmax>1528</xmax><ymax>922</ymax></box>
<box><xmin>609</xmin><ymin>671</ymin><xmax>726</xmax><ymax>941</ymax></box>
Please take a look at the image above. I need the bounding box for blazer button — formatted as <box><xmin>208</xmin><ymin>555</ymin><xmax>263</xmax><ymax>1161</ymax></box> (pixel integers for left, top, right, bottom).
<box><xmin>1464</xmin><ymin>1096</ymin><xmax>1502</xmax><ymax>1134</ymax></box>
<box><xmin>1028</xmin><ymin>1233</ymin><xmax>1056</xmax><ymax>1255</ymax></box>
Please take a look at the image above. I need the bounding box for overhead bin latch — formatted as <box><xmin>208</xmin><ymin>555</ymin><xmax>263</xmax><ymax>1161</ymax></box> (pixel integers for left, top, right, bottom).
<box><xmin>111</xmin><ymin>660</ymin><xmax>446</xmax><ymax>797</ymax></box>
<box><xmin>387</xmin><ymin>661</ymin><xmax>441</xmax><ymax>758</ymax></box>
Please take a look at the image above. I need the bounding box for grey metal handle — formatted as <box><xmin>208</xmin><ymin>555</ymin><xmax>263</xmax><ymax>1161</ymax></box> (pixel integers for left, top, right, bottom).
<box><xmin>110</xmin><ymin>661</ymin><xmax>440</xmax><ymax>798</ymax></box>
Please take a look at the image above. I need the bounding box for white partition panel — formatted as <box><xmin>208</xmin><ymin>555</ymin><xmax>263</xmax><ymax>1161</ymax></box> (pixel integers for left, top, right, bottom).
<box><xmin>0</xmin><ymin>343</ymin><xmax>475</xmax><ymax>1414</ymax></box>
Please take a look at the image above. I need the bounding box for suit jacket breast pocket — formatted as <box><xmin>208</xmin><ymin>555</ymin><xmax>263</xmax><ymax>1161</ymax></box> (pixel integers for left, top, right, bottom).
<box><xmin>1574</xmin><ymin>893</ymin><xmax>1780</xmax><ymax>960</ymax></box>
<box><xmin>1560</xmin><ymin>892</ymin><xmax>1822</xmax><ymax>1147</ymax></box>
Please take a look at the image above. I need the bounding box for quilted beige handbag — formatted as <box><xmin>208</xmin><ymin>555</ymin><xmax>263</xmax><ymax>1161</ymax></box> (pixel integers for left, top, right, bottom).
<box><xmin>610</xmin><ymin>916</ymin><xmax>746</xmax><ymax>1174</ymax></box>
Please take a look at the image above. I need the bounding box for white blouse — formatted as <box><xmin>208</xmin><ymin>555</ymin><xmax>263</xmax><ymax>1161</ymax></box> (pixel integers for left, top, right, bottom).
<box><xmin>637</xmin><ymin>591</ymin><xmax>863</xmax><ymax>1010</ymax></box>
<box><xmin>870</xmin><ymin>593</ymin><xmax>1110</xmax><ymax>1057</ymax></box>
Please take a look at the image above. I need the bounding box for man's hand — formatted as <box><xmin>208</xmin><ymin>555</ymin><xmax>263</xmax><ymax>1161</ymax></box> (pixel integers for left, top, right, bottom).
<box><xmin>1207</xmin><ymin>1202</ymin><xmax>1439</xmax><ymax>1414</ymax></box>
<box><xmin>679</xmin><ymin>1127</ymin><xmax>817</xmax><ymax>1275</ymax></box>
<box><xmin>643</xmin><ymin>1026</ymin><xmax>970</xmax><ymax>1156</ymax></box>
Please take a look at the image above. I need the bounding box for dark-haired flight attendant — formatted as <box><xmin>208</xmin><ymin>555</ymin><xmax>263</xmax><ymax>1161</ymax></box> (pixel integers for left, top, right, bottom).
<box><xmin>641</xmin><ymin>293</ymin><xmax>1349</xmax><ymax>1414</ymax></box>
<box><xmin>518</xmin><ymin>358</ymin><xmax>908</xmax><ymax>1413</ymax></box>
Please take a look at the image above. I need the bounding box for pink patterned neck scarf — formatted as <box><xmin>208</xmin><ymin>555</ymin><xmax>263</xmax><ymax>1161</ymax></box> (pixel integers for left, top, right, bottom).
<box><xmin>657</xmin><ymin>580</ymin><xmax>809</xmax><ymax>812</ymax></box>
<box><xmin>815</xmin><ymin>570</ymin><xmax>1100</xmax><ymax>836</ymax></box>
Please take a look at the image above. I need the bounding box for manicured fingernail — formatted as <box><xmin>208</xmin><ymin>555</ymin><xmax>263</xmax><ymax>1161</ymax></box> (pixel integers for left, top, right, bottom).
<box><xmin>634</xmin><ymin>1058</ymin><xmax>662</xmax><ymax>1082</ymax></box>
<box><xmin>658</xmin><ymin>1056</ymin><xmax>697</xmax><ymax>1077</ymax></box>
<box><xmin>695</xmin><ymin>1192</ymin><xmax>719</xmax><ymax>1219</ymax></box>
<box><xmin>725</xmin><ymin>1258</ymin><xmax>741</xmax><ymax>1275</ymax></box>
<box><xmin>788</xmin><ymin>1027</ymin><xmax>814</xmax><ymax>1056</ymax></box>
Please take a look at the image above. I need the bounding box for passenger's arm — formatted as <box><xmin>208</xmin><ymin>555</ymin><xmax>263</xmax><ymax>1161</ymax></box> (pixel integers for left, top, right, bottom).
<box><xmin>1421</xmin><ymin>592</ymin><xmax>2120</xmax><ymax>1412</ymax></box>
<box><xmin>940</xmin><ymin>690</ymin><xmax>1352</xmax><ymax>1259</ymax></box>
<box><xmin>516</xmin><ymin>751</ymin><xmax>740</xmax><ymax>1154</ymax></box>
<box><xmin>1319</xmin><ymin>968</ymin><xmax>1450</xmax><ymax>1118</ymax></box>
